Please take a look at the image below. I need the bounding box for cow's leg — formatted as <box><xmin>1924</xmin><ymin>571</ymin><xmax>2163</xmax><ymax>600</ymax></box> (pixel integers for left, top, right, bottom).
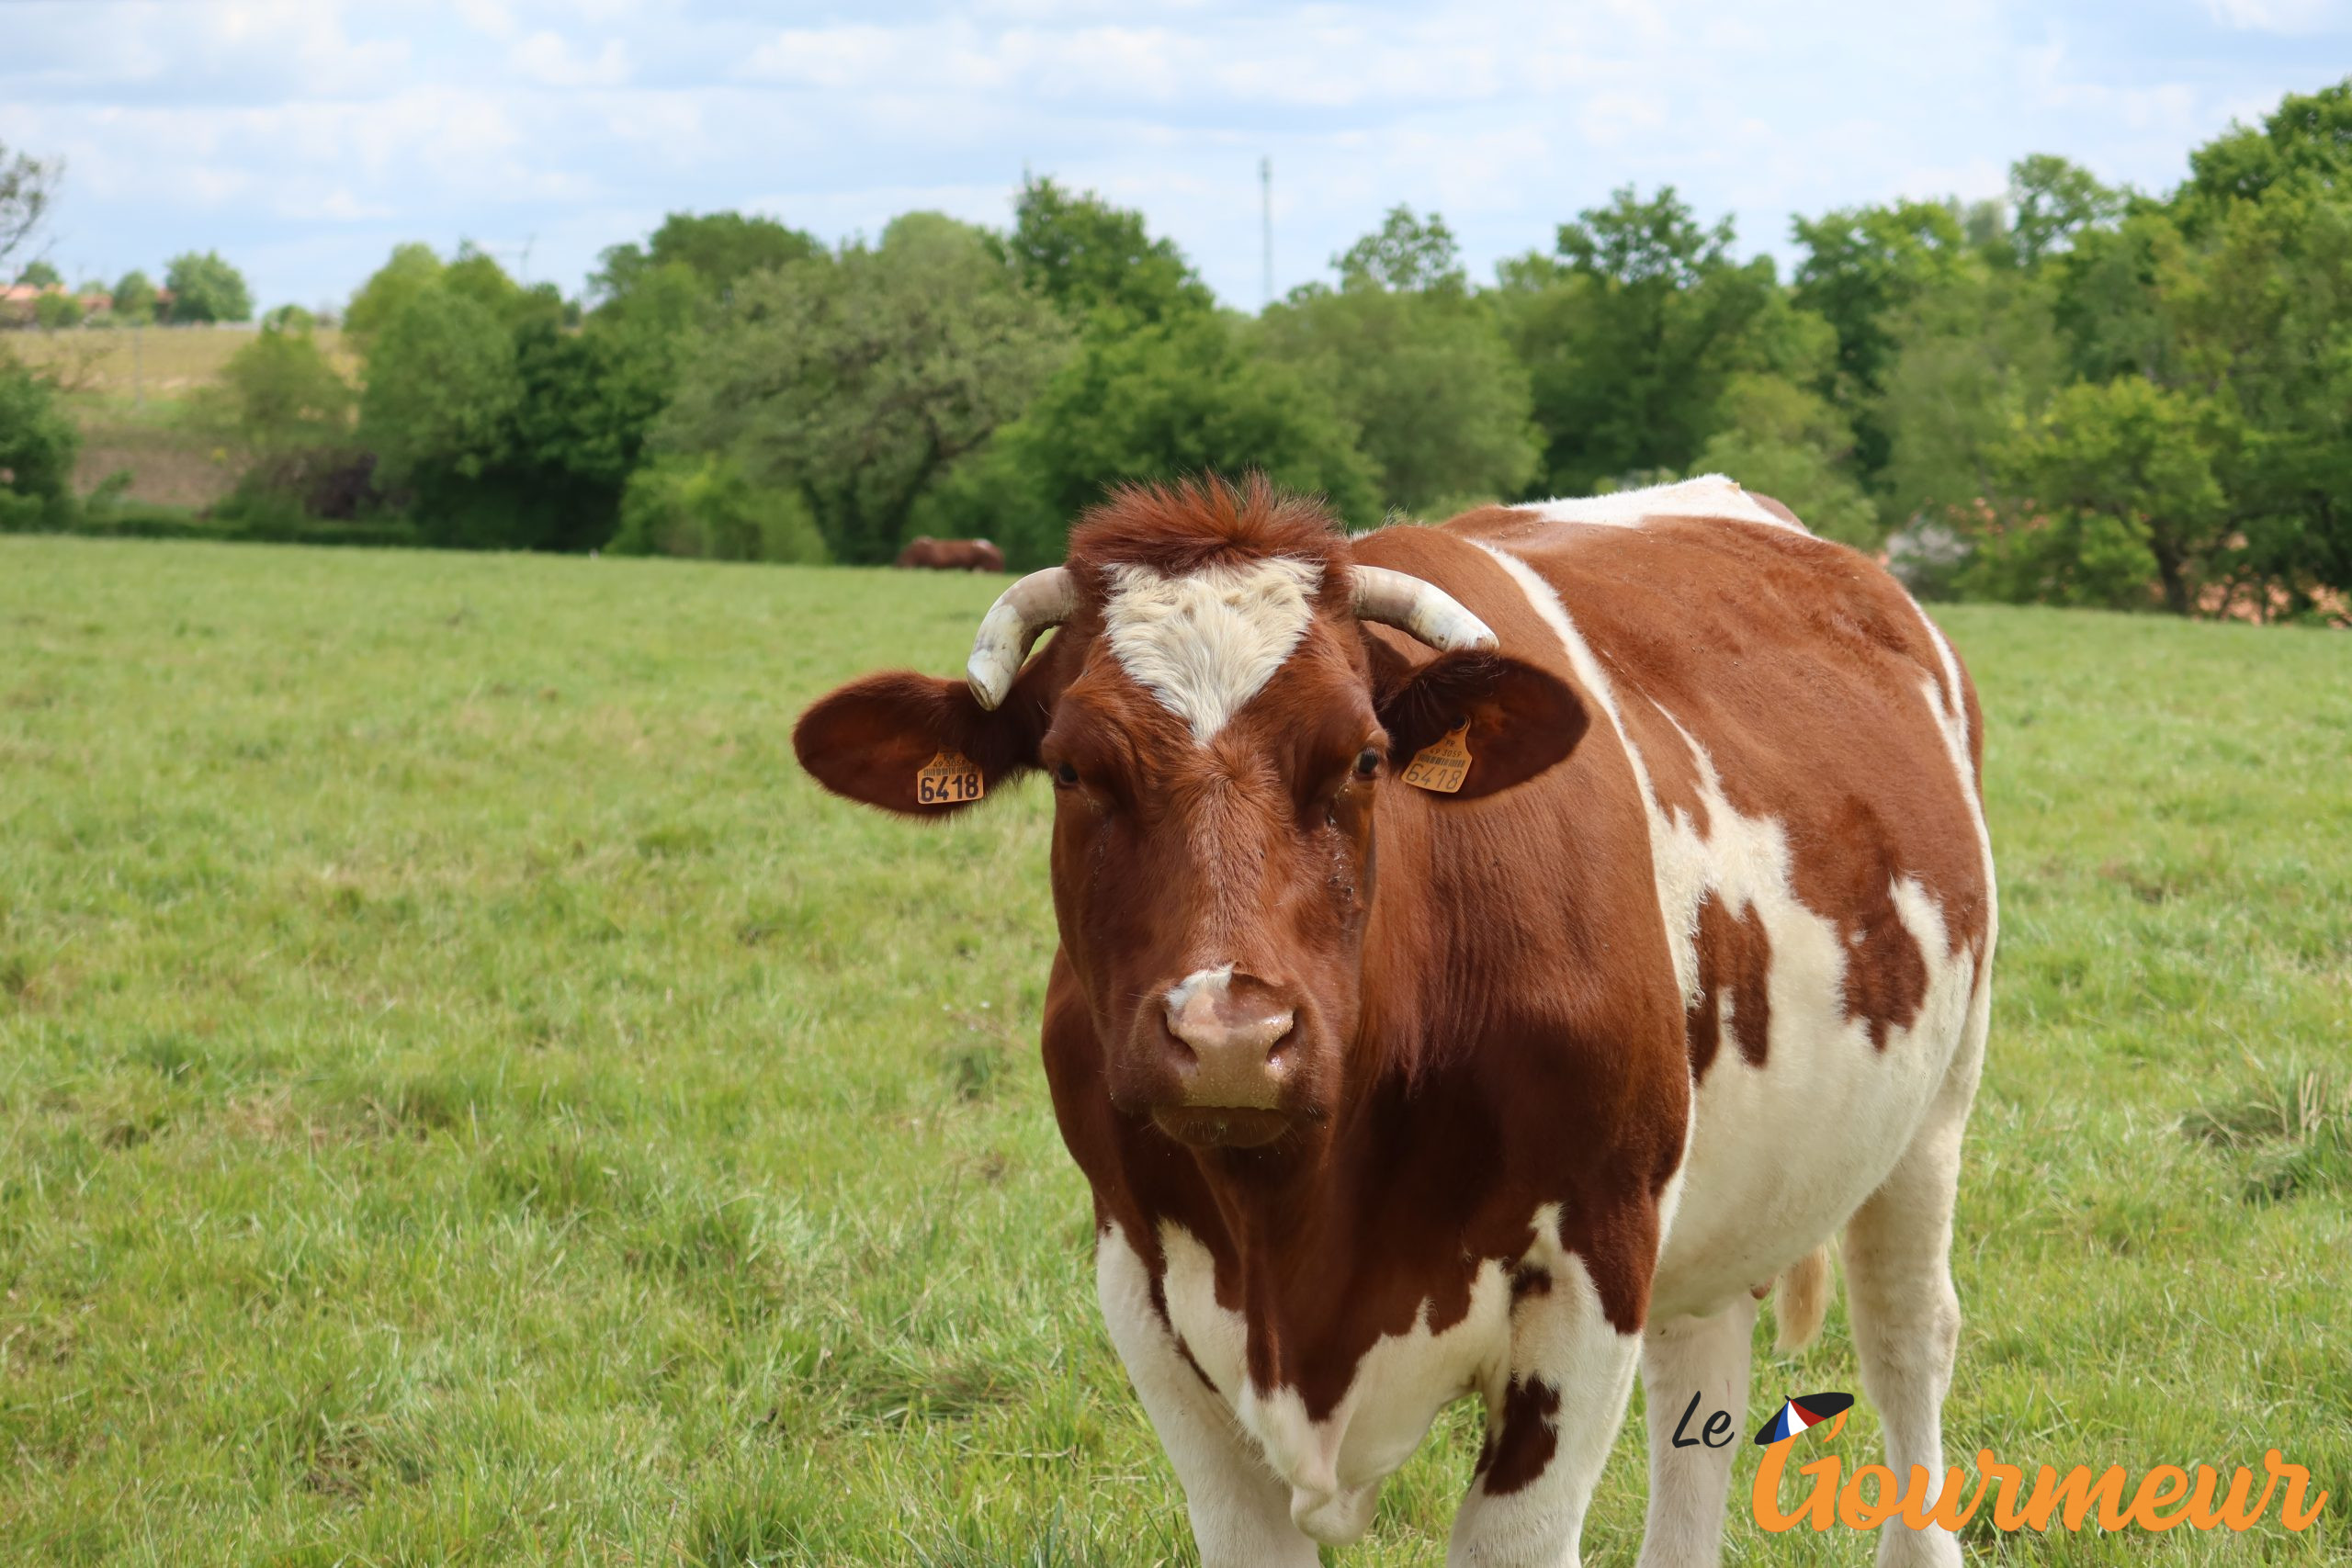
<box><xmin>1448</xmin><ymin>1252</ymin><xmax>1642</xmax><ymax>1568</ymax></box>
<box><xmin>1095</xmin><ymin>1227</ymin><xmax>1317</xmax><ymax>1568</ymax></box>
<box><xmin>1632</xmin><ymin>1292</ymin><xmax>1758</xmax><ymax>1568</ymax></box>
<box><xmin>1841</xmin><ymin>984</ymin><xmax>1987</xmax><ymax>1568</ymax></box>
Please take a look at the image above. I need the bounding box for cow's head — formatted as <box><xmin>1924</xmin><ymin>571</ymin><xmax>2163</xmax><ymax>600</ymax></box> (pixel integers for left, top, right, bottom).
<box><xmin>797</xmin><ymin>480</ymin><xmax>1586</xmax><ymax>1150</ymax></box>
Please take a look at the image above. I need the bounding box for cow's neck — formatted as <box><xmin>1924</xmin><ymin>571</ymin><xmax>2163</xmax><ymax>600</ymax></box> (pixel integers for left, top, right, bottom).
<box><xmin>1170</xmin><ymin>788</ymin><xmax>1505</xmax><ymax>1390</ymax></box>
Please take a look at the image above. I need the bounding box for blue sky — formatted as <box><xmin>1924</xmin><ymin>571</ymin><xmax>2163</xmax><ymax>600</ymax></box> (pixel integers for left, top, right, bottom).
<box><xmin>5</xmin><ymin>0</ymin><xmax>2349</xmax><ymax>312</ymax></box>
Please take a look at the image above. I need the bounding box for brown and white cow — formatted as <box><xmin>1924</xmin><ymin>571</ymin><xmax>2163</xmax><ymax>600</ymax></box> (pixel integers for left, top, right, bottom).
<box><xmin>895</xmin><ymin>536</ymin><xmax>1007</xmax><ymax>572</ymax></box>
<box><xmin>796</xmin><ymin>475</ymin><xmax>1995</xmax><ymax>1568</ymax></box>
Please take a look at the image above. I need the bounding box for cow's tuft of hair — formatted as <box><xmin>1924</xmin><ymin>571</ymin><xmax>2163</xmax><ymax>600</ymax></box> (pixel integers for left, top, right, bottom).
<box><xmin>1068</xmin><ymin>474</ymin><xmax>1349</xmax><ymax>590</ymax></box>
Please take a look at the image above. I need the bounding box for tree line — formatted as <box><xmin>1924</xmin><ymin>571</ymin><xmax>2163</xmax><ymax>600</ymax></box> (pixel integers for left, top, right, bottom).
<box><xmin>6</xmin><ymin>79</ymin><xmax>2351</xmax><ymax>619</ymax></box>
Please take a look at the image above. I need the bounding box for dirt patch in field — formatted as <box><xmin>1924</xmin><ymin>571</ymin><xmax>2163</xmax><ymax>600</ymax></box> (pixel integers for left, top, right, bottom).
<box><xmin>75</xmin><ymin>430</ymin><xmax>243</xmax><ymax>507</ymax></box>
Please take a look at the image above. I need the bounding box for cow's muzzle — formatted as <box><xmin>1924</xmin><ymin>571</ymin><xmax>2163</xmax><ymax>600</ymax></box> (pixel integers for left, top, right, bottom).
<box><xmin>1146</xmin><ymin>967</ymin><xmax>1298</xmax><ymax>1146</ymax></box>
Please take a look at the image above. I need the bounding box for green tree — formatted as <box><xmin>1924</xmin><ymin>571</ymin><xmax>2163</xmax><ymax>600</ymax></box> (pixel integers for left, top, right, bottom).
<box><xmin>1</xmin><ymin>141</ymin><xmax>60</xmax><ymax>279</ymax></box>
<box><xmin>111</xmin><ymin>270</ymin><xmax>159</xmax><ymax>324</ymax></box>
<box><xmin>17</xmin><ymin>259</ymin><xmax>60</xmax><ymax>288</ymax></box>
<box><xmin>1994</xmin><ymin>378</ymin><xmax>2225</xmax><ymax>615</ymax></box>
<box><xmin>1877</xmin><ymin>256</ymin><xmax>2064</xmax><ymax>533</ymax></box>
<box><xmin>1002</xmin><ymin>309</ymin><xmax>1380</xmax><ymax>531</ymax></box>
<box><xmin>593</xmin><ymin>211</ymin><xmax>820</xmax><ymax>304</ymax></box>
<box><xmin>660</xmin><ymin>215</ymin><xmax>1070</xmax><ymax>563</ymax></box>
<box><xmin>1005</xmin><ymin>176</ymin><xmax>1214</xmax><ymax>324</ymax></box>
<box><xmin>2165</xmin><ymin>178</ymin><xmax>2352</xmax><ymax>607</ymax></box>
<box><xmin>1333</xmin><ymin>206</ymin><xmax>1466</xmax><ymax>295</ymax></box>
<box><xmin>2007</xmin><ymin>154</ymin><xmax>2125</xmax><ymax>268</ymax></box>
<box><xmin>1260</xmin><ymin>207</ymin><xmax>1537</xmax><ymax>513</ymax></box>
<box><xmin>1692</xmin><ymin>373</ymin><xmax>1878</xmax><ymax>546</ymax></box>
<box><xmin>1498</xmin><ymin>186</ymin><xmax>1804</xmax><ymax>497</ymax></box>
<box><xmin>345</xmin><ymin>243</ymin><xmax>446</xmax><ymax>342</ymax></box>
<box><xmin>360</xmin><ymin>288</ymin><xmax>522</xmax><ymax>494</ymax></box>
<box><xmin>1792</xmin><ymin>198</ymin><xmax>1973</xmax><ymax>478</ymax></box>
<box><xmin>442</xmin><ymin>243</ymin><xmax>562</xmax><ymax>331</ymax></box>
<box><xmin>163</xmin><ymin>251</ymin><xmax>254</xmax><ymax>324</ymax></box>
<box><xmin>2184</xmin><ymin>80</ymin><xmax>2352</xmax><ymax>215</ymax></box>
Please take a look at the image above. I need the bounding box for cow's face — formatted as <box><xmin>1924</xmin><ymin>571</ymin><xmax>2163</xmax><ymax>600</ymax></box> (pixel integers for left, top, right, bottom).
<box><xmin>796</xmin><ymin>483</ymin><xmax>1585</xmax><ymax>1152</ymax></box>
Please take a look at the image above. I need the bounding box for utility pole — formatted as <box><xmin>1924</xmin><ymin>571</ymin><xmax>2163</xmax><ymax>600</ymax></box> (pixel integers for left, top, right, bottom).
<box><xmin>1260</xmin><ymin>156</ymin><xmax>1274</xmax><ymax>309</ymax></box>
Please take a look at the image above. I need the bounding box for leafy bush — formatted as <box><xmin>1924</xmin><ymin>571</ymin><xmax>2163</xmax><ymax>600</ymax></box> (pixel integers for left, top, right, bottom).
<box><xmin>31</xmin><ymin>291</ymin><xmax>81</xmax><ymax>329</ymax></box>
<box><xmin>610</xmin><ymin>454</ymin><xmax>826</xmax><ymax>563</ymax></box>
<box><xmin>111</xmin><ymin>270</ymin><xmax>158</xmax><ymax>324</ymax></box>
<box><xmin>201</xmin><ymin>322</ymin><xmax>356</xmax><ymax>453</ymax></box>
<box><xmin>0</xmin><ymin>351</ymin><xmax>78</xmax><ymax>529</ymax></box>
<box><xmin>1956</xmin><ymin>509</ymin><xmax>2159</xmax><ymax>610</ymax></box>
<box><xmin>163</xmin><ymin>250</ymin><xmax>254</xmax><ymax>324</ymax></box>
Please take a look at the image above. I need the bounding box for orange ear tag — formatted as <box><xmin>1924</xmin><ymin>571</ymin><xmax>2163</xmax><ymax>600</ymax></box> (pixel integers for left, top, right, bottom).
<box><xmin>915</xmin><ymin>750</ymin><xmax>985</xmax><ymax>807</ymax></box>
<box><xmin>1400</xmin><ymin>722</ymin><xmax>1473</xmax><ymax>795</ymax></box>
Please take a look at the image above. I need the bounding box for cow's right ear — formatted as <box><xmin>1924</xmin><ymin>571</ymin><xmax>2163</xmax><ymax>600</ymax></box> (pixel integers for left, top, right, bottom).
<box><xmin>793</xmin><ymin>645</ymin><xmax>1065</xmax><ymax>818</ymax></box>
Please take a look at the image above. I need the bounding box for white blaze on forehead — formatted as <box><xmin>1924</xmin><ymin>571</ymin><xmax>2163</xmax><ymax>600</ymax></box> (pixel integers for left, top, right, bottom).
<box><xmin>1102</xmin><ymin>558</ymin><xmax>1324</xmax><ymax>743</ymax></box>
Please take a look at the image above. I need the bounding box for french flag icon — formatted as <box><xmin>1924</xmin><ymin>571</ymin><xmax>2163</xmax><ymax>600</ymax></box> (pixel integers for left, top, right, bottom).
<box><xmin>1753</xmin><ymin>1391</ymin><xmax>1855</xmax><ymax>1446</ymax></box>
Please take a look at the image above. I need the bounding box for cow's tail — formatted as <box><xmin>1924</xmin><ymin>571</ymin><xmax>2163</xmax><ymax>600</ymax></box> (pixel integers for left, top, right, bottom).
<box><xmin>1772</xmin><ymin>1243</ymin><xmax>1835</xmax><ymax>1354</ymax></box>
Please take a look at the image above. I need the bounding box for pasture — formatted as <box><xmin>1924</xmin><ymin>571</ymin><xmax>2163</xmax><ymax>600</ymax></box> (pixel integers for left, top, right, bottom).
<box><xmin>6</xmin><ymin>326</ymin><xmax>356</xmax><ymax>400</ymax></box>
<box><xmin>6</xmin><ymin>327</ymin><xmax>358</xmax><ymax>506</ymax></box>
<box><xmin>0</xmin><ymin>536</ymin><xmax>2346</xmax><ymax>1565</ymax></box>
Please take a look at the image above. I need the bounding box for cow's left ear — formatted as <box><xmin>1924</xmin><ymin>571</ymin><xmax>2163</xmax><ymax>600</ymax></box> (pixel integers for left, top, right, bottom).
<box><xmin>794</xmin><ymin>642</ymin><xmax>1066</xmax><ymax>818</ymax></box>
<box><xmin>1371</xmin><ymin>648</ymin><xmax>1589</xmax><ymax>800</ymax></box>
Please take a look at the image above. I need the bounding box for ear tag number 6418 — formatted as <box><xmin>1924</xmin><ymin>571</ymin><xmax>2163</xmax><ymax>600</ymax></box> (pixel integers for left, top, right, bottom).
<box><xmin>1401</xmin><ymin>722</ymin><xmax>1473</xmax><ymax>794</ymax></box>
<box><xmin>916</xmin><ymin>751</ymin><xmax>985</xmax><ymax>806</ymax></box>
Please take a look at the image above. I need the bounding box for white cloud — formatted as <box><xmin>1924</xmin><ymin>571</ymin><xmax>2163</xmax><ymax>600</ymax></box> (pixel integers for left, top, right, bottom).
<box><xmin>2199</xmin><ymin>0</ymin><xmax>2351</xmax><ymax>32</ymax></box>
<box><xmin>513</xmin><ymin>31</ymin><xmax>632</xmax><ymax>88</ymax></box>
<box><xmin>4</xmin><ymin>0</ymin><xmax>2346</xmax><ymax>310</ymax></box>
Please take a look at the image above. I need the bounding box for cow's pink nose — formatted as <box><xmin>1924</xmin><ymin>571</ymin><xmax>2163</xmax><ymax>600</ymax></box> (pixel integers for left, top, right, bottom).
<box><xmin>1165</xmin><ymin>976</ymin><xmax>1295</xmax><ymax>1110</ymax></box>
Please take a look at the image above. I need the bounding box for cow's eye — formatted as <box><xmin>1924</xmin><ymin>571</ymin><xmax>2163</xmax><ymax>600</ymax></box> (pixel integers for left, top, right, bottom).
<box><xmin>1353</xmin><ymin>746</ymin><xmax>1382</xmax><ymax>779</ymax></box>
<box><xmin>1053</xmin><ymin>761</ymin><xmax>1080</xmax><ymax>787</ymax></box>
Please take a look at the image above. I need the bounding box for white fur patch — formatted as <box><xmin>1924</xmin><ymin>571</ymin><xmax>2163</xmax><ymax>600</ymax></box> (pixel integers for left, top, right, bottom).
<box><xmin>1103</xmin><ymin>558</ymin><xmax>1324</xmax><ymax>743</ymax></box>
<box><xmin>1157</xmin><ymin>1219</ymin><xmax>1514</xmax><ymax>1546</ymax></box>
<box><xmin>1166</xmin><ymin>964</ymin><xmax>1236</xmax><ymax>1017</ymax></box>
<box><xmin>1097</xmin><ymin>1224</ymin><xmax>1320</xmax><ymax>1565</ymax></box>
<box><xmin>1639</xmin><ymin>716</ymin><xmax>1979</xmax><ymax>1318</ymax></box>
<box><xmin>1525</xmin><ymin>474</ymin><xmax>1804</xmax><ymax>533</ymax></box>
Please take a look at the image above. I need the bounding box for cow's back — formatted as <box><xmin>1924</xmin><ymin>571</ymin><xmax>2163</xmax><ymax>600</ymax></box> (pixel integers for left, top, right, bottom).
<box><xmin>1430</xmin><ymin>488</ymin><xmax>1995</xmax><ymax>1316</ymax></box>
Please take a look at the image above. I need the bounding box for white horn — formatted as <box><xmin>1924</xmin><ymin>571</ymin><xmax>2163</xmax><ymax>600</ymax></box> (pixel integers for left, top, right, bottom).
<box><xmin>1351</xmin><ymin>565</ymin><xmax>1498</xmax><ymax>652</ymax></box>
<box><xmin>966</xmin><ymin>567</ymin><xmax>1078</xmax><ymax>709</ymax></box>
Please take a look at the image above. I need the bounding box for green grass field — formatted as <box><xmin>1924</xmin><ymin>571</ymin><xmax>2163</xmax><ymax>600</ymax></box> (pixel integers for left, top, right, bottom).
<box><xmin>1</xmin><ymin>536</ymin><xmax>2346</xmax><ymax>1565</ymax></box>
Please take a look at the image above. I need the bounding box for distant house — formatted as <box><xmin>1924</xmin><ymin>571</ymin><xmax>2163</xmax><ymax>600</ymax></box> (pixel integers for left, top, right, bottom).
<box><xmin>0</xmin><ymin>281</ymin><xmax>124</xmax><ymax>326</ymax></box>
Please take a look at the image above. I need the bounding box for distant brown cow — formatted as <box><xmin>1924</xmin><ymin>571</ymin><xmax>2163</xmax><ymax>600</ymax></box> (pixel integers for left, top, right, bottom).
<box><xmin>896</xmin><ymin>536</ymin><xmax>1005</xmax><ymax>572</ymax></box>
